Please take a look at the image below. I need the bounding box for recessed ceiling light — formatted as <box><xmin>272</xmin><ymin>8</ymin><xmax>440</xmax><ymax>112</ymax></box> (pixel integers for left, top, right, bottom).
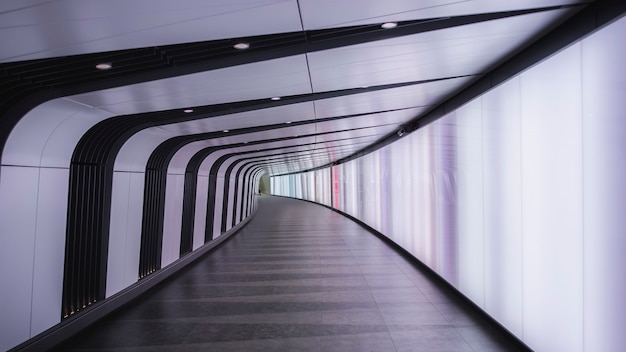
<box><xmin>271</xmin><ymin>97</ymin><xmax>281</xmax><ymax>101</ymax></box>
<box><xmin>234</xmin><ymin>42</ymin><xmax>250</xmax><ymax>50</ymax></box>
<box><xmin>183</xmin><ymin>109</ymin><xmax>193</xmax><ymax>113</ymax></box>
<box><xmin>244</xmin><ymin>141</ymin><xmax>249</xmax><ymax>144</ymax></box>
<box><xmin>95</xmin><ymin>62</ymin><xmax>112</xmax><ymax>70</ymax></box>
<box><xmin>223</xmin><ymin>129</ymin><xmax>230</xmax><ymax>132</ymax></box>
<box><xmin>381</xmin><ymin>22</ymin><xmax>398</xmax><ymax>29</ymax></box>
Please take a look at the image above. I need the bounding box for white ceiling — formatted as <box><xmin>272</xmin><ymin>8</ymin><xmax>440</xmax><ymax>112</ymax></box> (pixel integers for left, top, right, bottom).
<box><xmin>0</xmin><ymin>0</ymin><xmax>589</xmax><ymax>175</ymax></box>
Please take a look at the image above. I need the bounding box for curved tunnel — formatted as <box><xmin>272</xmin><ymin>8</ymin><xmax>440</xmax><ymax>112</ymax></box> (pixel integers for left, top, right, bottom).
<box><xmin>1</xmin><ymin>1</ymin><xmax>626</xmax><ymax>351</ymax></box>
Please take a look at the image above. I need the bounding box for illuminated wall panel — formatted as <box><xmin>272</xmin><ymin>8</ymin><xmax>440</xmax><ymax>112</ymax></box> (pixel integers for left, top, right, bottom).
<box><xmin>520</xmin><ymin>42</ymin><xmax>583</xmax><ymax>352</ymax></box>
<box><xmin>271</xmin><ymin>17</ymin><xmax>626</xmax><ymax>352</ymax></box>
<box><xmin>581</xmin><ymin>16</ymin><xmax>626</xmax><ymax>352</ymax></box>
<box><xmin>454</xmin><ymin>99</ymin><xmax>484</xmax><ymax>304</ymax></box>
<box><xmin>481</xmin><ymin>78</ymin><xmax>523</xmax><ymax>336</ymax></box>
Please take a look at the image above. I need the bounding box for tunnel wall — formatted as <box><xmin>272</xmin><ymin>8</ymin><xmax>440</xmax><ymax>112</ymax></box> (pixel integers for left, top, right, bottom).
<box><xmin>0</xmin><ymin>109</ymin><xmax>263</xmax><ymax>350</ymax></box>
<box><xmin>271</xmin><ymin>15</ymin><xmax>626</xmax><ymax>352</ymax></box>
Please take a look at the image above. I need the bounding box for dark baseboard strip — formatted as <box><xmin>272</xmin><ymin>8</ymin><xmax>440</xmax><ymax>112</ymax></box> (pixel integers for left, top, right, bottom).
<box><xmin>11</xmin><ymin>204</ymin><xmax>259</xmax><ymax>352</ymax></box>
<box><xmin>271</xmin><ymin>194</ymin><xmax>532</xmax><ymax>352</ymax></box>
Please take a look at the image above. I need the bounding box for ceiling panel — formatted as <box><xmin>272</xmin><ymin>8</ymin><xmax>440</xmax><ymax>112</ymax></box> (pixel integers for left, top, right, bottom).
<box><xmin>1</xmin><ymin>0</ymin><xmax>301</xmax><ymax>62</ymax></box>
<box><xmin>153</xmin><ymin>102</ymin><xmax>317</xmax><ymax>135</ymax></box>
<box><xmin>1</xmin><ymin>0</ymin><xmax>593</xmax><ymax>177</ymax></box>
<box><xmin>67</xmin><ymin>55</ymin><xmax>312</xmax><ymax>115</ymax></box>
<box><xmin>314</xmin><ymin>110</ymin><xmax>410</xmax><ymax>134</ymax></box>
<box><xmin>299</xmin><ymin>0</ymin><xmax>587</xmax><ymax>29</ymax></box>
<box><xmin>307</xmin><ymin>8</ymin><xmax>574</xmax><ymax>92</ymax></box>
<box><xmin>314</xmin><ymin>76</ymin><xmax>474</xmax><ymax>118</ymax></box>
<box><xmin>314</xmin><ymin>125</ymin><xmax>392</xmax><ymax>145</ymax></box>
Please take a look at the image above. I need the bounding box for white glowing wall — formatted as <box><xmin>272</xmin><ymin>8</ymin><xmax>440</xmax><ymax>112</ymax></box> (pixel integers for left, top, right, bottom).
<box><xmin>271</xmin><ymin>16</ymin><xmax>626</xmax><ymax>352</ymax></box>
<box><xmin>0</xmin><ymin>110</ymin><xmax>264</xmax><ymax>351</ymax></box>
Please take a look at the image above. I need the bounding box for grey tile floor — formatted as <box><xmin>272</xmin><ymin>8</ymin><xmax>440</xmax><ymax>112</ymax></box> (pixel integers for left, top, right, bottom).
<box><xmin>54</xmin><ymin>196</ymin><xmax>529</xmax><ymax>351</ymax></box>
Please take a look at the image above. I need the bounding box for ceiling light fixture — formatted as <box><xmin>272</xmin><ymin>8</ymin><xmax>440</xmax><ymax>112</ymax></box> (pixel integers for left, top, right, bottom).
<box><xmin>95</xmin><ymin>62</ymin><xmax>112</xmax><ymax>70</ymax></box>
<box><xmin>271</xmin><ymin>97</ymin><xmax>281</xmax><ymax>101</ymax></box>
<box><xmin>223</xmin><ymin>129</ymin><xmax>230</xmax><ymax>132</ymax></box>
<box><xmin>183</xmin><ymin>109</ymin><xmax>193</xmax><ymax>113</ymax></box>
<box><xmin>381</xmin><ymin>22</ymin><xmax>398</xmax><ymax>29</ymax></box>
<box><xmin>285</xmin><ymin>121</ymin><xmax>292</xmax><ymax>124</ymax></box>
<box><xmin>233</xmin><ymin>42</ymin><xmax>250</xmax><ymax>50</ymax></box>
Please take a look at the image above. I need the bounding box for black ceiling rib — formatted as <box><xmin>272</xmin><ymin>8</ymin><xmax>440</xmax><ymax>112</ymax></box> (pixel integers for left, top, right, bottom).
<box><xmin>273</xmin><ymin>0</ymin><xmax>626</xmax><ymax>178</ymax></box>
<box><xmin>0</xmin><ymin>5</ymin><xmax>578</xmax><ymax>161</ymax></box>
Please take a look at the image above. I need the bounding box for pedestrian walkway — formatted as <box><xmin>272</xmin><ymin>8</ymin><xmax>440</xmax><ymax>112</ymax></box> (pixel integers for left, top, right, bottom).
<box><xmin>54</xmin><ymin>196</ymin><xmax>527</xmax><ymax>351</ymax></box>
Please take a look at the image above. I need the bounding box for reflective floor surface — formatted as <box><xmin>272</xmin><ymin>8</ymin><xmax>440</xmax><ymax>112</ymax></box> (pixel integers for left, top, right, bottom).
<box><xmin>53</xmin><ymin>196</ymin><xmax>528</xmax><ymax>351</ymax></box>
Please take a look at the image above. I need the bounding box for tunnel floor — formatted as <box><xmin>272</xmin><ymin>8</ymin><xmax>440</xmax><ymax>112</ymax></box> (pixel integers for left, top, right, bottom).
<box><xmin>53</xmin><ymin>195</ymin><xmax>527</xmax><ymax>351</ymax></box>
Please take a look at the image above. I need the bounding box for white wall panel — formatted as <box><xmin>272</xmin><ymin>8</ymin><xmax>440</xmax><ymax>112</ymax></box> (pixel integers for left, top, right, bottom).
<box><xmin>270</xmin><ymin>16</ymin><xmax>626</xmax><ymax>352</ymax></box>
<box><xmin>520</xmin><ymin>43</ymin><xmax>583</xmax><ymax>352</ymax></box>
<box><xmin>581</xmin><ymin>16</ymin><xmax>626</xmax><ymax>352</ymax></box>
<box><xmin>0</xmin><ymin>166</ymin><xmax>39</xmax><ymax>351</ymax></box>
<box><xmin>225</xmin><ymin>174</ymin><xmax>237</xmax><ymax>232</ymax></box>
<box><xmin>432</xmin><ymin>120</ymin><xmax>457</xmax><ymax>283</ymax></box>
<box><xmin>454</xmin><ymin>99</ymin><xmax>484</xmax><ymax>304</ymax></box>
<box><xmin>161</xmin><ymin>174</ymin><xmax>185</xmax><ymax>267</ymax></box>
<box><xmin>124</xmin><ymin>173</ymin><xmax>145</xmax><ymax>286</ymax></box>
<box><xmin>2</xmin><ymin>98</ymin><xmax>114</xmax><ymax>168</ymax></box>
<box><xmin>107</xmin><ymin>172</ymin><xmax>132</xmax><ymax>297</ymax></box>
<box><xmin>30</xmin><ymin>168</ymin><xmax>69</xmax><ymax>336</ymax></box>
<box><xmin>212</xmin><ymin>177</ymin><xmax>226</xmax><ymax>239</ymax></box>
<box><xmin>114</xmin><ymin>129</ymin><xmax>171</xmax><ymax>172</ymax></box>
<box><xmin>107</xmin><ymin>171</ymin><xmax>144</xmax><ymax>297</ymax></box>
<box><xmin>193</xmin><ymin>175</ymin><xmax>209</xmax><ymax>250</ymax></box>
<box><xmin>481</xmin><ymin>78</ymin><xmax>523</xmax><ymax>336</ymax></box>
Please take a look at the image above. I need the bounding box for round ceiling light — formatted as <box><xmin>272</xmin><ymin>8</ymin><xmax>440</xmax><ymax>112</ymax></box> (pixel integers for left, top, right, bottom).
<box><xmin>233</xmin><ymin>42</ymin><xmax>250</xmax><ymax>50</ymax></box>
<box><xmin>271</xmin><ymin>97</ymin><xmax>281</xmax><ymax>101</ymax></box>
<box><xmin>381</xmin><ymin>22</ymin><xmax>398</xmax><ymax>29</ymax></box>
<box><xmin>183</xmin><ymin>109</ymin><xmax>193</xmax><ymax>113</ymax></box>
<box><xmin>223</xmin><ymin>129</ymin><xmax>230</xmax><ymax>132</ymax></box>
<box><xmin>95</xmin><ymin>62</ymin><xmax>112</xmax><ymax>70</ymax></box>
